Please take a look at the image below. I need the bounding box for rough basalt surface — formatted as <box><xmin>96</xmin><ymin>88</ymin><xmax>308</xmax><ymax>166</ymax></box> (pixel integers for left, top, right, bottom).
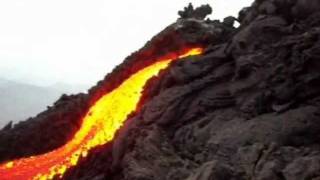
<box><xmin>0</xmin><ymin>5</ymin><xmax>218</xmax><ymax>162</ymax></box>
<box><xmin>1</xmin><ymin>1</ymin><xmax>320</xmax><ymax>180</ymax></box>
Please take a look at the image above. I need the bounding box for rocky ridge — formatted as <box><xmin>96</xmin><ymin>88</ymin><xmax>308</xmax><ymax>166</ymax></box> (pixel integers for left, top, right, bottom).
<box><xmin>1</xmin><ymin>1</ymin><xmax>320</xmax><ymax>179</ymax></box>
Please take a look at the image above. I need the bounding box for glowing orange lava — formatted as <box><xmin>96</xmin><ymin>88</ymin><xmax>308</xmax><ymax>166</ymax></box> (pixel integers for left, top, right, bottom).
<box><xmin>0</xmin><ymin>48</ymin><xmax>203</xmax><ymax>180</ymax></box>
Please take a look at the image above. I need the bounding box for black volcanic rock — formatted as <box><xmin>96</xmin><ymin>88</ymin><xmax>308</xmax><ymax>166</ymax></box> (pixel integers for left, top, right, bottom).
<box><xmin>1</xmin><ymin>1</ymin><xmax>320</xmax><ymax>180</ymax></box>
<box><xmin>0</xmin><ymin>10</ymin><xmax>219</xmax><ymax>163</ymax></box>
<box><xmin>178</xmin><ymin>3</ymin><xmax>212</xmax><ymax>20</ymax></box>
<box><xmin>0</xmin><ymin>93</ymin><xmax>89</xmax><ymax>162</ymax></box>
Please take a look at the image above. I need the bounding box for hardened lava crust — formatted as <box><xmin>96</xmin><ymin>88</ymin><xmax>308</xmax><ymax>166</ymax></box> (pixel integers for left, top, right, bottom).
<box><xmin>1</xmin><ymin>1</ymin><xmax>320</xmax><ymax>179</ymax></box>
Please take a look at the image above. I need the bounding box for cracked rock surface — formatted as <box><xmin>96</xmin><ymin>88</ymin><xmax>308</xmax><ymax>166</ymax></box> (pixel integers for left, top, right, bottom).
<box><xmin>1</xmin><ymin>0</ymin><xmax>320</xmax><ymax>179</ymax></box>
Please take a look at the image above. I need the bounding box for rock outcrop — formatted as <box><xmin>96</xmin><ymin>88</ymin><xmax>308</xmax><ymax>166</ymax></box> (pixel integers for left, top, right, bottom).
<box><xmin>1</xmin><ymin>0</ymin><xmax>320</xmax><ymax>179</ymax></box>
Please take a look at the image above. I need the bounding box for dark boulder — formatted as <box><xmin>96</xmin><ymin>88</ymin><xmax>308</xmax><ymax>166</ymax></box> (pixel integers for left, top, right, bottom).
<box><xmin>178</xmin><ymin>3</ymin><xmax>212</xmax><ymax>20</ymax></box>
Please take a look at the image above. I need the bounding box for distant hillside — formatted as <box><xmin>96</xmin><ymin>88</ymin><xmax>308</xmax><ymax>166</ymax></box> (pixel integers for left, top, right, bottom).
<box><xmin>0</xmin><ymin>79</ymin><xmax>88</xmax><ymax>128</ymax></box>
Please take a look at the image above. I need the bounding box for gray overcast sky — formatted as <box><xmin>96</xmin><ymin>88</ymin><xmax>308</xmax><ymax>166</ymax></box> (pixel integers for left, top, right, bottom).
<box><xmin>0</xmin><ymin>0</ymin><xmax>253</xmax><ymax>87</ymax></box>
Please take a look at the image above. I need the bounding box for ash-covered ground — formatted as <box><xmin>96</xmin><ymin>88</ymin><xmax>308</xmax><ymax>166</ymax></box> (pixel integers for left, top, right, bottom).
<box><xmin>1</xmin><ymin>0</ymin><xmax>320</xmax><ymax>179</ymax></box>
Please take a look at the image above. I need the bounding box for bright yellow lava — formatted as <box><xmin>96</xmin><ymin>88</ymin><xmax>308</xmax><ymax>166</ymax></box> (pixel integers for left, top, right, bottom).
<box><xmin>0</xmin><ymin>48</ymin><xmax>202</xmax><ymax>180</ymax></box>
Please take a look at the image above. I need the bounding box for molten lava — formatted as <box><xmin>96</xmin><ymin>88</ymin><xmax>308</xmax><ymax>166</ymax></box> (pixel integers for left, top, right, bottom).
<box><xmin>0</xmin><ymin>48</ymin><xmax>203</xmax><ymax>180</ymax></box>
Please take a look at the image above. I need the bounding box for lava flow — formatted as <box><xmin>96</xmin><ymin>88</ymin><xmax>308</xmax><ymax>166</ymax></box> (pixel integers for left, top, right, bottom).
<box><xmin>0</xmin><ymin>48</ymin><xmax>203</xmax><ymax>180</ymax></box>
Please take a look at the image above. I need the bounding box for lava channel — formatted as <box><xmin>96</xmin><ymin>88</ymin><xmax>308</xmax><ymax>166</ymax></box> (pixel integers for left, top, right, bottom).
<box><xmin>0</xmin><ymin>48</ymin><xmax>203</xmax><ymax>180</ymax></box>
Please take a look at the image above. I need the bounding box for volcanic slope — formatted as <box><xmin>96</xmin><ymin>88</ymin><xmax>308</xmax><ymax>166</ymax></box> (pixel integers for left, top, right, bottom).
<box><xmin>1</xmin><ymin>1</ymin><xmax>320</xmax><ymax>180</ymax></box>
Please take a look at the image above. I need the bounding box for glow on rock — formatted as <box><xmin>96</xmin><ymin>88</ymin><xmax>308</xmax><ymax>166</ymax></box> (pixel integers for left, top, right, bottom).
<box><xmin>0</xmin><ymin>48</ymin><xmax>203</xmax><ymax>180</ymax></box>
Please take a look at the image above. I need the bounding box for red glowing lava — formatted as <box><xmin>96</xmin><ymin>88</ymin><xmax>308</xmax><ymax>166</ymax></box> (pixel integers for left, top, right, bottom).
<box><xmin>0</xmin><ymin>48</ymin><xmax>203</xmax><ymax>180</ymax></box>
